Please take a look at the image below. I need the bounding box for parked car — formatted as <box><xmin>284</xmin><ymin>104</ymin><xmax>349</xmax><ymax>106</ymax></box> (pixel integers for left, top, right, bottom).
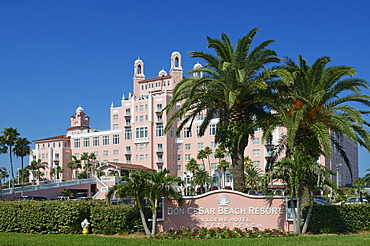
<box><xmin>16</xmin><ymin>196</ymin><xmax>47</xmax><ymax>201</ymax></box>
<box><xmin>345</xmin><ymin>197</ymin><xmax>368</xmax><ymax>204</ymax></box>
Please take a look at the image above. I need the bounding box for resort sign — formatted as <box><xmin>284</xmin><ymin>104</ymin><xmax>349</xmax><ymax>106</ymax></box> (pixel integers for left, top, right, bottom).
<box><xmin>157</xmin><ymin>190</ymin><xmax>290</xmax><ymax>231</ymax></box>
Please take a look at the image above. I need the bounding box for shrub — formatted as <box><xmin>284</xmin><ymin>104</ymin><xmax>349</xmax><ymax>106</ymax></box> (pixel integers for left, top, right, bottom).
<box><xmin>308</xmin><ymin>204</ymin><xmax>370</xmax><ymax>234</ymax></box>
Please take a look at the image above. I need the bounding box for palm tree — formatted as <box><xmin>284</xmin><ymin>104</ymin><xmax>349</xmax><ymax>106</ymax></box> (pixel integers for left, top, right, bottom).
<box><xmin>266</xmin><ymin>56</ymin><xmax>370</xmax><ymax>172</ymax></box>
<box><xmin>165</xmin><ymin>29</ymin><xmax>282</xmax><ymax>192</ymax></box>
<box><xmin>193</xmin><ymin>169</ymin><xmax>212</xmax><ymax>194</ymax></box>
<box><xmin>186</xmin><ymin>158</ymin><xmax>199</xmax><ymax>194</ymax></box>
<box><xmin>352</xmin><ymin>177</ymin><xmax>369</xmax><ymax>203</ymax></box>
<box><xmin>67</xmin><ymin>155</ymin><xmax>82</xmax><ymax>180</ymax></box>
<box><xmin>81</xmin><ymin>153</ymin><xmax>90</xmax><ymax>177</ymax></box>
<box><xmin>197</xmin><ymin>147</ymin><xmax>212</xmax><ymax>171</ymax></box>
<box><xmin>107</xmin><ymin>170</ymin><xmax>152</xmax><ymax>235</ymax></box>
<box><xmin>107</xmin><ymin>169</ymin><xmax>119</xmax><ymax>176</ymax></box>
<box><xmin>51</xmin><ymin>165</ymin><xmax>64</xmax><ymax>180</ymax></box>
<box><xmin>0</xmin><ymin>167</ymin><xmax>9</xmax><ymax>200</ymax></box>
<box><xmin>267</xmin><ymin>151</ymin><xmax>334</xmax><ymax>233</ymax></box>
<box><xmin>28</xmin><ymin>159</ymin><xmax>47</xmax><ymax>184</ymax></box>
<box><xmin>14</xmin><ymin>137</ymin><xmax>31</xmax><ymax>196</ymax></box>
<box><xmin>88</xmin><ymin>153</ymin><xmax>97</xmax><ymax>177</ymax></box>
<box><xmin>145</xmin><ymin>169</ymin><xmax>182</xmax><ymax>235</ymax></box>
<box><xmin>244</xmin><ymin>163</ymin><xmax>261</xmax><ymax>194</ymax></box>
<box><xmin>217</xmin><ymin>160</ymin><xmax>229</xmax><ymax>189</ymax></box>
<box><xmin>0</xmin><ymin>128</ymin><xmax>20</xmax><ymax>199</ymax></box>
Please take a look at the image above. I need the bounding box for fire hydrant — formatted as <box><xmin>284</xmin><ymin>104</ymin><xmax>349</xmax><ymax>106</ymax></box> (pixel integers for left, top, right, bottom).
<box><xmin>81</xmin><ymin>218</ymin><xmax>90</xmax><ymax>235</ymax></box>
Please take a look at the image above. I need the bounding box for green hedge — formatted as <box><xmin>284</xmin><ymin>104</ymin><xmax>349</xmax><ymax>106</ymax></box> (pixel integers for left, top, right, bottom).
<box><xmin>0</xmin><ymin>201</ymin><xmax>143</xmax><ymax>234</ymax></box>
<box><xmin>308</xmin><ymin>204</ymin><xmax>370</xmax><ymax>234</ymax></box>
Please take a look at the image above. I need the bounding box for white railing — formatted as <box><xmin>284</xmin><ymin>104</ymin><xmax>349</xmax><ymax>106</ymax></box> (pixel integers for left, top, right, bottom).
<box><xmin>134</xmin><ymin>137</ymin><xmax>149</xmax><ymax>143</ymax></box>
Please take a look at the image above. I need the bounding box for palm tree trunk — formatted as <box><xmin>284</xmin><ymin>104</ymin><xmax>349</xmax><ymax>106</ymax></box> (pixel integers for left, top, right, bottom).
<box><xmin>151</xmin><ymin>199</ymin><xmax>158</xmax><ymax>235</ymax></box>
<box><xmin>138</xmin><ymin>204</ymin><xmax>151</xmax><ymax>235</ymax></box>
<box><xmin>231</xmin><ymin>137</ymin><xmax>248</xmax><ymax>192</ymax></box>
<box><xmin>9</xmin><ymin>147</ymin><xmax>15</xmax><ymax>200</ymax></box>
<box><xmin>21</xmin><ymin>157</ymin><xmax>24</xmax><ymax>196</ymax></box>
<box><xmin>302</xmin><ymin>205</ymin><xmax>313</xmax><ymax>233</ymax></box>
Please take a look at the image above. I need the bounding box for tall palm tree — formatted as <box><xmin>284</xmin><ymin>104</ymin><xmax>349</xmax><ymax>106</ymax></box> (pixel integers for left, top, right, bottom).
<box><xmin>266</xmin><ymin>56</ymin><xmax>370</xmax><ymax>171</ymax></box>
<box><xmin>0</xmin><ymin>128</ymin><xmax>20</xmax><ymax>199</ymax></box>
<box><xmin>88</xmin><ymin>153</ymin><xmax>97</xmax><ymax>177</ymax></box>
<box><xmin>186</xmin><ymin>158</ymin><xmax>199</xmax><ymax>194</ymax></box>
<box><xmin>0</xmin><ymin>167</ymin><xmax>9</xmax><ymax>200</ymax></box>
<box><xmin>244</xmin><ymin>163</ymin><xmax>261</xmax><ymax>194</ymax></box>
<box><xmin>51</xmin><ymin>165</ymin><xmax>63</xmax><ymax>180</ymax></box>
<box><xmin>14</xmin><ymin>137</ymin><xmax>31</xmax><ymax>196</ymax></box>
<box><xmin>145</xmin><ymin>169</ymin><xmax>182</xmax><ymax>235</ymax></box>
<box><xmin>80</xmin><ymin>153</ymin><xmax>90</xmax><ymax>176</ymax></box>
<box><xmin>67</xmin><ymin>155</ymin><xmax>82</xmax><ymax>180</ymax></box>
<box><xmin>193</xmin><ymin>169</ymin><xmax>212</xmax><ymax>194</ymax></box>
<box><xmin>28</xmin><ymin>159</ymin><xmax>47</xmax><ymax>184</ymax></box>
<box><xmin>107</xmin><ymin>170</ymin><xmax>152</xmax><ymax>235</ymax></box>
<box><xmin>166</xmin><ymin>29</ymin><xmax>282</xmax><ymax>192</ymax></box>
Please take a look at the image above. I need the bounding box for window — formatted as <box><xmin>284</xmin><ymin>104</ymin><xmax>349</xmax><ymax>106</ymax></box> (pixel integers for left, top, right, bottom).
<box><xmin>177</xmin><ymin>155</ymin><xmax>182</xmax><ymax>161</ymax></box>
<box><xmin>184</xmin><ymin>127</ymin><xmax>192</xmax><ymax>138</ymax></box>
<box><xmin>83</xmin><ymin>138</ymin><xmax>90</xmax><ymax>147</ymax></box>
<box><xmin>211</xmin><ymin>153</ymin><xmax>216</xmax><ymax>159</ymax></box>
<box><xmin>113</xmin><ymin>159</ymin><xmax>119</xmax><ymax>163</ymax></box>
<box><xmin>140</xmin><ymin>144</ymin><xmax>144</xmax><ymax>151</ymax></box>
<box><xmin>74</xmin><ymin>139</ymin><xmax>80</xmax><ymax>148</ymax></box>
<box><xmin>185</xmin><ymin>144</ymin><xmax>191</xmax><ymax>150</ymax></box>
<box><xmin>113</xmin><ymin>114</ymin><xmax>118</xmax><ymax>121</ymax></box>
<box><xmin>266</xmin><ymin>147</ymin><xmax>273</xmax><ymax>156</ymax></box>
<box><xmin>157</xmin><ymin>114</ymin><xmax>163</xmax><ymax>122</ymax></box>
<box><xmin>210</xmin><ymin>141</ymin><xmax>217</xmax><ymax>148</ymax></box>
<box><xmin>94</xmin><ymin>151</ymin><xmax>98</xmax><ymax>157</ymax></box>
<box><xmin>177</xmin><ymin>165</ymin><xmax>182</xmax><ymax>171</ymax></box>
<box><xmin>156</xmin><ymin>104</ymin><xmax>163</xmax><ymax>111</ymax></box>
<box><xmin>140</xmin><ymin>115</ymin><xmax>144</xmax><ymax>122</ymax></box>
<box><xmin>253</xmin><ymin>161</ymin><xmax>261</xmax><ymax>167</ymax></box>
<box><xmin>139</xmin><ymin>105</ymin><xmax>143</xmax><ymax>111</ymax></box>
<box><xmin>196</xmin><ymin>126</ymin><xmax>201</xmax><ymax>136</ymax></box>
<box><xmin>177</xmin><ymin>144</ymin><xmax>182</xmax><ymax>151</ymax></box>
<box><xmin>103</xmin><ymin>136</ymin><xmax>109</xmax><ymax>145</ymax></box>
<box><xmin>197</xmin><ymin>113</ymin><xmax>204</xmax><ymax>120</ymax></box>
<box><xmin>156</xmin><ymin>125</ymin><xmax>164</xmax><ymax>137</ymax></box>
<box><xmin>114</xmin><ymin>150</ymin><xmax>119</xmax><ymax>156</ymax></box>
<box><xmin>103</xmin><ymin>151</ymin><xmax>108</xmax><ymax>157</ymax></box>
<box><xmin>169</xmin><ymin>127</ymin><xmax>175</xmax><ymax>138</ymax></box>
<box><xmin>253</xmin><ymin>149</ymin><xmax>260</xmax><ymax>157</ymax></box>
<box><xmin>226</xmin><ymin>173</ymin><xmax>232</xmax><ymax>182</ymax></box>
<box><xmin>113</xmin><ymin>124</ymin><xmax>119</xmax><ymax>130</ymax></box>
<box><xmin>93</xmin><ymin>137</ymin><xmax>99</xmax><ymax>146</ymax></box>
<box><xmin>136</xmin><ymin>126</ymin><xmax>148</xmax><ymax>139</ymax></box>
<box><xmin>158</xmin><ymin>164</ymin><xmax>163</xmax><ymax>171</ymax></box>
<box><xmin>125</xmin><ymin>129</ymin><xmax>132</xmax><ymax>140</ymax></box>
<box><xmin>197</xmin><ymin>143</ymin><xmax>204</xmax><ymax>149</ymax></box>
<box><xmin>125</xmin><ymin>146</ymin><xmax>131</xmax><ymax>153</ymax></box>
<box><xmin>185</xmin><ymin>154</ymin><xmax>191</xmax><ymax>161</ymax></box>
<box><xmin>140</xmin><ymin>154</ymin><xmax>144</xmax><ymax>161</ymax></box>
<box><xmin>252</xmin><ymin>138</ymin><xmax>260</xmax><ymax>145</ymax></box>
<box><xmin>126</xmin><ymin>156</ymin><xmax>131</xmax><ymax>162</ymax></box>
<box><xmin>157</xmin><ymin>154</ymin><xmax>163</xmax><ymax>162</ymax></box>
<box><xmin>211</xmin><ymin>163</ymin><xmax>217</xmax><ymax>169</ymax></box>
<box><xmin>210</xmin><ymin>124</ymin><xmax>217</xmax><ymax>136</ymax></box>
<box><xmin>75</xmin><ymin>153</ymin><xmax>79</xmax><ymax>159</ymax></box>
<box><xmin>157</xmin><ymin>143</ymin><xmax>163</xmax><ymax>151</ymax></box>
<box><xmin>113</xmin><ymin>135</ymin><xmax>119</xmax><ymax>144</ymax></box>
<box><xmin>199</xmin><ymin>164</ymin><xmax>205</xmax><ymax>170</ymax></box>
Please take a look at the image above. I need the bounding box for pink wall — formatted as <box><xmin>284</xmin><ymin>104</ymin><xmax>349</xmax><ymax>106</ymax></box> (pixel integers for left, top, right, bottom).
<box><xmin>157</xmin><ymin>190</ymin><xmax>290</xmax><ymax>232</ymax></box>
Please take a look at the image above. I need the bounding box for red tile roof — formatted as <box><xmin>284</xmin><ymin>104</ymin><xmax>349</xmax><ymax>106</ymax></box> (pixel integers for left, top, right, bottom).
<box><xmin>104</xmin><ymin>162</ymin><xmax>154</xmax><ymax>171</ymax></box>
<box><xmin>33</xmin><ymin>135</ymin><xmax>69</xmax><ymax>142</ymax></box>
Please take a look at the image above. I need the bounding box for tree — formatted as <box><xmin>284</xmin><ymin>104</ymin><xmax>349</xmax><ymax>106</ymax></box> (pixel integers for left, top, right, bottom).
<box><xmin>193</xmin><ymin>169</ymin><xmax>212</xmax><ymax>194</ymax></box>
<box><xmin>50</xmin><ymin>165</ymin><xmax>64</xmax><ymax>180</ymax></box>
<box><xmin>107</xmin><ymin>169</ymin><xmax>119</xmax><ymax>176</ymax></box>
<box><xmin>0</xmin><ymin>167</ymin><xmax>9</xmax><ymax>200</ymax></box>
<box><xmin>14</xmin><ymin>137</ymin><xmax>31</xmax><ymax>196</ymax></box>
<box><xmin>166</xmin><ymin>29</ymin><xmax>282</xmax><ymax>192</ymax></box>
<box><xmin>266</xmin><ymin>56</ymin><xmax>370</xmax><ymax>172</ymax></box>
<box><xmin>244</xmin><ymin>163</ymin><xmax>261</xmax><ymax>194</ymax></box>
<box><xmin>186</xmin><ymin>158</ymin><xmax>199</xmax><ymax>194</ymax></box>
<box><xmin>107</xmin><ymin>170</ymin><xmax>152</xmax><ymax>235</ymax></box>
<box><xmin>67</xmin><ymin>155</ymin><xmax>82</xmax><ymax>180</ymax></box>
<box><xmin>81</xmin><ymin>153</ymin><xmax>90</xmax><ymax>177</ymax></box>
<box><xmin>352</xmin><ymin>177</ymin><xmax>369</xmax><ymax>203</ymax></box>
<box><xmin>0</xmin><ymin>128</ymin><xmax>20</xmax><ymax>199</ymax></box>
<box><xmin>267</xmin><ymin>151</ymin><xmax>334</xmax><ymax>234</ymax></box>
<box><xmin>28</xmin><ymin>159</ymin><xmax>47</xmax><ymax>184</ymax></box>
<box><xmin>145</xmin><ymin>169</ymin><xmax>182</xmax><ymax>235</ymax></box>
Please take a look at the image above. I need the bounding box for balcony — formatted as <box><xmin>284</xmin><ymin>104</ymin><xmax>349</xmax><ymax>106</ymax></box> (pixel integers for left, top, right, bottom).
<box><xmin>53</xmin><ymin>157</ymin><xmax>60</xmax><ymax>161</ymax></box>
<box><xmin>124</xmin><ymin>122</ymin><xmax>131</xmax><ymax>127</ymax></box>
<box><xmin>156</xmin><ymin>147</ymin><xmax>163</xmax><ymax>152</ymax></box>
<box><xmin>124</xmin><ymin>112</ymin><xmax>131</xmax><ymax>117</ymax></box>
<box><xmin>265</xmin><ymin>151</ymin><xmax>273</xmax><ymax>158</ymax></box>
<box><xmin>156</xmin><ymin>158</ymin><xmax>164</xmax><ymax>163</ymax></box>
<box><xmin>124</xmin><ymin>150</ymin><xmax>131</xmax><ymax>155</ymax></box>
<box><xmin>155</xmin><ymin>118</ymin><xmax>163</xmax><ymax>124</ymax></box>
<box><xmin>124</xmin><ymin>160</ymin><xmax>132</xmax><ymax>164</ymax></box>
<box><xmin>155</xmin><ymin>108</ymin><xmax>163</xmax><ymax>113</ymax></box>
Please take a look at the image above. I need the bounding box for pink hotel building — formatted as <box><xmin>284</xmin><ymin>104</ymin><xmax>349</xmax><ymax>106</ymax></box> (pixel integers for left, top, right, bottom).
<box><xmin>30</xmin><ymin>52</ymin><xmax>358</xmax><ymax>189</ymax></box>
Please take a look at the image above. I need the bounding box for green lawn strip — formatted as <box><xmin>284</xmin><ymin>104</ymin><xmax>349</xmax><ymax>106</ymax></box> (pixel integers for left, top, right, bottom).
<box><xmin>0</xmin><ymin>233</ymin><xmax>369</xmax><ymax>246</ymax></box>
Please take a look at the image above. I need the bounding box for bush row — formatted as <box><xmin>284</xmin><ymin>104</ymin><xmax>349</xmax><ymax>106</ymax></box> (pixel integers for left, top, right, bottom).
<box><xmin>308</xmin><ymin>204</ymin><xmax>370</xmax><ymax>234</ymax></box>
<box><xmin>0</xmin><ymin>201</ymin><xmax>142</xmax><ymax>234</ymax></box>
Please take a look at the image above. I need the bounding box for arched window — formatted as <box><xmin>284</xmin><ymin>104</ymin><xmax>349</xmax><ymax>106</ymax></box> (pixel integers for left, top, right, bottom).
<box><xmin>137</xmin><ymin>64</ymin><xmax>142</xmax><ymax>74</ymax></box>
<box><xmin>212</xmin><ymin>173</ymin><xmax>219</xmax><ymax>185</ymax></box>
<box><xmin>174</xmin><ymin>57</ymin><xmax>179</xmax><ymax>67</ymax></box>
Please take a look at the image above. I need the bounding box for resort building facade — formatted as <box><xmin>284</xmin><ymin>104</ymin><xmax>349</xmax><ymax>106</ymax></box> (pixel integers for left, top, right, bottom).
<box><xmin>30</xmin><ymin>52</ymin><xmax>358</xmax><ymax>189</ymax></box>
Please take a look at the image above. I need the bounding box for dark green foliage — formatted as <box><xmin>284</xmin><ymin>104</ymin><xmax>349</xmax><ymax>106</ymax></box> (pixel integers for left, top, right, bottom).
<box><xmin>90</xmin><ymin>204</ymin><xmax>142</xmax><ymax>234</ymax></box>
<box><xmin>0</xmin><ymin>201</ymin><xmax>142</xmax><ymax>234</ymax></box>
<box><xmin>308</xmin><ymin>204</ymin><xmax>370</xmax><ymax>234</ymax></box>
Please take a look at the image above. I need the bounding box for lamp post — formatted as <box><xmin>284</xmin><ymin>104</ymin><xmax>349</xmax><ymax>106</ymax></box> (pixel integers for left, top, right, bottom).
<box><xmin>336</xmin><ymin>163</ymin><xmax>342</xmax><ymax>187</ymax></box>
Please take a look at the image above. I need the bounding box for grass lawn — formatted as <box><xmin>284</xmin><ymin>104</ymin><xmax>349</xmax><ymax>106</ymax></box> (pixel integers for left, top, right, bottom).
<box><xmin>0</xmin><ymin>233</ymin><xmax>370</xmax><ymax>246</ymax></box>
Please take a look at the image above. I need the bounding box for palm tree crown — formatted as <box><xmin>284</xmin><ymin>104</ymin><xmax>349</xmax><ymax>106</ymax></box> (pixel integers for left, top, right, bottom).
<box><xmin>166</xmin><ymin>29</ymin><xmax>282</xmax><ymax>192</ymax></box>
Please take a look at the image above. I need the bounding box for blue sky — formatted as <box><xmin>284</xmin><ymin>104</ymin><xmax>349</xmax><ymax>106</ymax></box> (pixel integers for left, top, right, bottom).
<box><xmin>0</xmin><ymin>0</ymin><xmax>369</xmax><ymax>176</ymax></box>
